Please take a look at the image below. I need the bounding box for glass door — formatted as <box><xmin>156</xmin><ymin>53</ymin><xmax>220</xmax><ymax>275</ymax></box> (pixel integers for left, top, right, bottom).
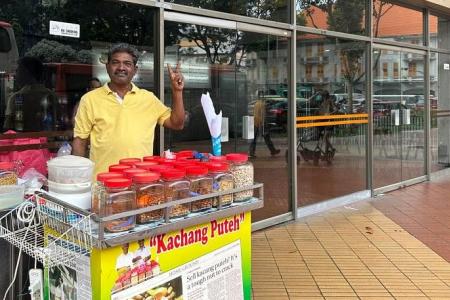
<box><xmin>163</xmin><ymin>13</ymin><xmax>292</xmax><ymax>223</ymax></box>
<box><xmin>373</xmin><ymin>47</ymin><xmax>426</xmax><ymax>189</ymax></box>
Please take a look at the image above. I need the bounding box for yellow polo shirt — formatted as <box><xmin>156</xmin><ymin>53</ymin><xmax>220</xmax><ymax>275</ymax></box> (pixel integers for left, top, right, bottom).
<box><xmin>74</xmin><ymin>83</ymin><xmax>171</xmax><ymax>176</ymax></box>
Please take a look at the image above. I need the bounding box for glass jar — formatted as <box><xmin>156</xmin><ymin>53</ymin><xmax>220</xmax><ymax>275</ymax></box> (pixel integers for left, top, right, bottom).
<box><xmin>185</xmin><ymin>166</ymin><xmax>213</xmax><ymax>212</ymax></box>
<box><xmin>226</xmin><ymin>153</ymin><xmax>254</xmax><ymax>202</ymax></box>
<box><xmin>207</xmin><ymin>162</ymin><xmax>234</xmax><ymax>207</ymax></box>
<box><xmin>119</xmin><ymin>158</ymin><xmax>142</xmax><ymax>167</ymax></box>
<box><xmin>109</xmin><ymin>164</ymin><xmax>132</xmax><ymax>173</ymax></box>
<box><xmin>103</xmin><ymin>178</ymin><xmax>136</xmax><ymax>233</ymax></box>
<box><xmin>92</xmin><ymin>172</ymin><xmax>123</xmax><ymax>215</ymax></box>
<box><xmin>0</xmin><ymin>162</ymin><xmax>17</xmax><ymax>185</ymax></box>
<box><xmin>161</xmin><ymin>170</ymin><xmax>190</xmax><ymax>219</ymax></box>
<box><xmin>132</xmin><ymin>172</ymin><xmax>165</xmax><ymax>224</ymax></box>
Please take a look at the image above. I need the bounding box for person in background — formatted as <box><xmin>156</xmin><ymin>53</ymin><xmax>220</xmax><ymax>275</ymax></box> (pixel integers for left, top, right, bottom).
<box><xmin>249</xmin><ymin>98</ymin><xmax>280</xmax><ymax>158</ymax></box>
<box><xmin>71</xmin><ymin>77</ymin><xmax>102</xmax><ymax>126</ymax></box>
<box><xmin>73</xmin><ymin>43</ymin><xmax>185</xmax><ymax>176</ymax></box>
<box><xmin>3</xmin><ymin>56</ymin><xmax>58</xmax><ymax>132</ymax></box>
<box><xmin>318</xmin><ymin>90</ymin><xmax>338</xmax><ymax>154</ymax></box>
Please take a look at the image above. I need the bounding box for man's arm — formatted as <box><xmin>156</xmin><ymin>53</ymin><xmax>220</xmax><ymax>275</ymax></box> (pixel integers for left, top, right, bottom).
<box><xmin>72</xmin><ymin>137</ymin><xmax>89</xmax><ymax>157</ymax></box>
<box><xmin>163</xmin><ymin>63</ymin><xmax>185</xmax><ymax>130</ymax></box>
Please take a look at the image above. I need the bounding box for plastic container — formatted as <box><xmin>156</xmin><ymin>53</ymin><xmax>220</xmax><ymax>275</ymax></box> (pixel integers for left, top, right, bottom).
<box><xmin>161</xmin><ymin>170</ymin><xmax>190</xmax><ymax>219</ymax></box>
<box><xmin>47</xmin><ymin>155</ymin><xmax>94</xmax><ymax>184</ymax></box>
<box><xmin>0</xmin><ymin>185</ymin><xmax>24</xmax><ymax>209</ymax></box>
<box><xmin>122</xmin><ymin>168</ymin><xmax>146</xmax><ymax>179</ymax></box>
<box><xmin>147</xmin><ymin>165</ymin><xmax>173</xmax><ymax>174</ymax></box>
<box><xmin>109</xmin><ymin>164</ymin><xmax>132</xmax><ymax>174</ymax></box>
<box><xmin>92</xmin><ymin>172</ymin><xmax>124</xmax><ymax>215</ymax></box>
<box><xmin>134</xmin><ymin>161</ymin><xmax>158</xmax><ymax>170</ymax></box>
<box><xmin>47</xmin><ymin>180</ymin><xmax>91</xmax><ymax>194</ymax></box>
<box><xmin>209</xmin><ymin>155</ymin><xmax>227</xmax><ymax>162</ymax></box>
<box><xmin>0</xmin><ymin>162</ymin><xmax>18</xmax><ymax>185</ymax></box>
<box><xmin>226</xmin><ymin>153</ymin><xmax>254</xmax><ymax>202</ymax></box>
<box><xmin>119</xmin><ymin>158</ymin><xmax>142</xmax><ymax>167</ymax></box>
<box><xmin>207</xmin><ymin>162</ymin><xmax>234</xmax><ymax>207</ymax></box>
<box><xmin>102</xmin><ymin>178</ymin><xmax>136</xmax><ymax>233</ymax></box>
<box><xmin>185</xmin><ymin>166</ymin><xmax>213</xmax><ymax>212</ymax></box>
<box><xmin>48</xmin><ymin>191</ymin><xmax>91</xmax><ymax>210</ymax></box>
<box><xmin>132</xmin><ymin>172</ymin><xmax>165</xmax><ymax>223</ymax></box>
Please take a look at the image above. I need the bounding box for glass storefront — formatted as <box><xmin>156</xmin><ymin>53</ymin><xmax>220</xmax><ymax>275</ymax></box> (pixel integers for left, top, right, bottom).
<box><xmin>296</xmin><ymin>36</ymin><xmax>367</xmax><ymax>206</ymax></box>
<box><xmin>164</xmin><ymin>18</ymin><xmax>290</xmax><ymax>222</ymax></box>
<box><xmin>373</xmin><ymin>0</ymin><xmax>424</xmax><ymax>45</ymax></box>
<box><xmin>296</xmin><ymin>0</ymin><xmax>368</xmax><ymax>36</ymax></box>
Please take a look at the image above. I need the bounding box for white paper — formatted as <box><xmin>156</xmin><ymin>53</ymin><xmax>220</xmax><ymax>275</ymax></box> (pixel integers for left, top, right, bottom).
<box><xmin>201</xmin><ymin>92</ymin><xmax>222</xmax><ymax>138</ymax></box>
<box><xmin>49</xmin><ymin>20</ymin><xmax>80</xmax><ymax>38</ymax></box>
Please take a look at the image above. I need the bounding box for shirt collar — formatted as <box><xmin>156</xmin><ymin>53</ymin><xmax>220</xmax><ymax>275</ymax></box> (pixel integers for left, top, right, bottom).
<box><xmin>103</xmin><ymin>82</ymin><xmax>139</xmax><ymax>95</ymax></box>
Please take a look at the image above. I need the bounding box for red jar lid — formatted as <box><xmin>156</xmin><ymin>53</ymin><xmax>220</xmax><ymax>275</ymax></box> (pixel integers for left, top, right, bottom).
<box><xmin>122</xmin><ymin>168</ymin><xmax>146</xmax><ymax>179</ymax></box>
<box><xmin>132</xmin><ymin>172</ymin><xmax>160</xmax><ymax>183</ymax></box>
<box><xmin>134</xmin><ymin>161</ymin><xmax>158</xmax><ymax>170</ymax></box>
<box><xmin>104</xmin><ymin>178</ymin><xmax>132</xmax><ymax>188</ymax></box>
<box><xmin>209</xmin><ymin>155</ymin><xmax>227</xmax><ymax>161</ymax></box>
<box><xmin>0</xmin><ymin>162</ymin><xmax>14</xmax><ymax>171</ymax></box>
<box><xmin>206</xmin><ymin>162</ymin><xmax>229</xmax><ymax>172</ymax></box>
<box><xmin>185</xmin><ymin>166</ymin><xmax>208</xmax><ymax>176</ymax></box>
<box><xmin>161</xmin><ymin>169</ymin><xmax>186</xmax><ymax>180</ymax></box>
<box><xmin>147</xmin><ymin>164</ymin><xmax>173</xmax><ymax>173</ymax></box>
<box><xmin>226</xmin><ymin>153</ymin><xmax>248</xmax><ymax>162</ymax></box>
<box><xmin>176</xmin><ymin>150</ymin><xmax>194</xmax><ymax>159</ymax></box>
<box><xmin>143</xmin><ymin>156</ymin><xmax>161</xmax><ymax>162</ymax></box>
<box><xmin>96</xmin><ymin>172</ymin><xmax>123</xmax><ymax>183</ymax></box>
<box><xmin>109</xmin><ymin>164</ymin><xmax>132</xmax><ymax>173</ymax></box>
<box><xmin>174</xmin><ymin>161</ymin><xmax>198</xmax><ymax>169</ymax></box>
<box><xmin>161</xmin><ymin>159</ymin><xmax>177</xmax><ymax>166</ymax></box>
<box><xmin>119</xmin><ymin>158</ymin><xmax>142</xmax><ymax>166</ymax></box>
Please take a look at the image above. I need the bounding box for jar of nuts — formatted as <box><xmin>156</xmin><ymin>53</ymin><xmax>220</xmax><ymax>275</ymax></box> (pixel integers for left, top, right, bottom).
<box><xmin>0</xmin><ymin>162</ymin><xmax>18</xmax><ymax>186</ymax></box>
<box><xmin>186</xmin><ymin>166</ymin><xmax>213</xmax><ymax>212</ymax></box>
<box><xmin>103</xmin><ymin>178</ymin><xmax>136</xmax><ymax>233</ymax></box>
<box><xmin>132</xmin><ymin>172</ymin><xmax>165</xmax><ymax>224</ymax></box>
<box><xmin>206</xmin><ymin>162</ymin><xmax>234</xmax><ymax>207</ymax></box>
<box><xmin>161</xmin><ymin>169</ymin><xmax>191</xmax><ymax>219</ymax></box>
<box><xmin>92</xmin><ymin>172</ymin><xmax>124</xmax><ymax>215</ymax></box>
<box><xmin>226</xmin><ymin>153</ymin><xmax>254</xmax><ymax>202</ymax></box>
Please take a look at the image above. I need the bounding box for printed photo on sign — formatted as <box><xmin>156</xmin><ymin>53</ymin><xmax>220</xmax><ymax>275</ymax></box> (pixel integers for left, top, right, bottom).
<box><xmin>113</xmin><ymin>239</ymin><xmax>161</xmax><ymax>293</ymax></box>
<box><xmin>122</xmin><ymin>276</ymin><xmax>183</xmax><ymax>300</ymax></box>
<box><xmin>49</xmin><ymin>265</ymin><xmax>77</xmax><ymax>300</ymax></box>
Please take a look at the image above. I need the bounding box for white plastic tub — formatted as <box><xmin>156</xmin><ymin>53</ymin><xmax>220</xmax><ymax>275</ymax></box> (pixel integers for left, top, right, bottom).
<box><xmin>47</xmin><ymin>180</ymin><xmax>91</xmax><ymax>194</ymax></box>
<box><xmin>47</xmin><ymin>155</ymin><xmax>94</xmax><ymax>184</ymax></box>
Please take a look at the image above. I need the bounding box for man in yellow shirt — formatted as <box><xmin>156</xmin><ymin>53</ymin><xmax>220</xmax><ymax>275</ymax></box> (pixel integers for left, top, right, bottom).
<box><xmin>73</xmin><ymin>43</ymin><xmax>185</xmax><ymax>176</ymax></box>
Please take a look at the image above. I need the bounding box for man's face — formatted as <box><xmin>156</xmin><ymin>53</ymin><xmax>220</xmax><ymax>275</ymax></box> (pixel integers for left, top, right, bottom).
<box><xmin>122</xmin><ymin>243</ymin><xmax>129</xmax><ymax>254</ymax></box>
<box><xmin>106</xmin><ymin>52</ymin><xmax>137</xmax><ymax>86</ymax></box>
<box><xmin>138</xmin><ymin>240</ymin><xmax>145</xmax><ymax>248</ymax></box>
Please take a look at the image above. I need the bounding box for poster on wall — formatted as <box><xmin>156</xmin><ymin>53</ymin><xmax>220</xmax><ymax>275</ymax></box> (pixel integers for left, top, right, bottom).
<box><xmin>91</xmin><ymin>212</ymin><xmax>252</xmax><ymax>300</ymax></box>
<box><xmin>111</xmin><ymin>240</ymin><xmax>243</xmax><ymax>300</ymax></box>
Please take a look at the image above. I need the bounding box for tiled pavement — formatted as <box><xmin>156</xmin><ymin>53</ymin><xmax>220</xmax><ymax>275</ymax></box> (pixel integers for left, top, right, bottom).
<box><xmin>252</xmin><ymin>177</ymin><xmax>450</xmax><ymax>300</ymax></box>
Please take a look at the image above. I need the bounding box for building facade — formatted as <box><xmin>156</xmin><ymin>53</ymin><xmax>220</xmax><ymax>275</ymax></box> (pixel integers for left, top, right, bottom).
<box><xmin>1</xmin><ymin>0</ymin><xmax>450</xmax><ymax>231</ymax></box>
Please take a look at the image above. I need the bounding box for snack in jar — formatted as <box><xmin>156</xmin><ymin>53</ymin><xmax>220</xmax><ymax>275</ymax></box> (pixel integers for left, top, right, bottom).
<box><xmin>161</xmin><ymin>169</ymin><xmax>190</xmax><ymax>218</ymax></box>
<box><xmin>92</xmin><ymin>172</ymin><xmax>123</xmax><ymax>215</ymax></box>
<box><xmin>0</xmin><ymin>162</ymin><xmax>17</xmax><ymax>185</ymax></box>
<box><xmin>206</xmin><ymin>162</ymin><xmax>234</xmax><ymax>207</ymax></box>
<box><xmin>102</xmin><ymin>178</ymin><xmax>136</xmax><ymax>233</ymax></box>
<box><xmin>226</xmin><ymin>153</ymin><xmax>254</xmax><ymax>202</ymax></box>
<box><xmin>132</xmin><ymin>172</ymin><xmax>165</xmax><ymax>223</ymax></box>
<box><xmin>185</xmin><ymin>166</ymin><xmax>213</xmax><ymax>212</ymax></box>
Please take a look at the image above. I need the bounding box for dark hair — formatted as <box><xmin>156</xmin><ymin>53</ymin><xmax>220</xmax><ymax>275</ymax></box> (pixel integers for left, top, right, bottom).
<box><xmin>17</xmin><ymin>56</ymin><xmax>44</xmax><ymax>83</ymax></box>
<box><xmin>107</xmin><ymin>43</ymin><xmax>139</xmax><ymax>65</ymax></box>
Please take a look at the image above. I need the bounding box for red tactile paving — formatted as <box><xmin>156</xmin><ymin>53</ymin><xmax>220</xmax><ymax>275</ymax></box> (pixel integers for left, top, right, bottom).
<box><xmin>372</xmin><ymin>177</ymin><xmax>450</xmax><ymax>262</ymax></box>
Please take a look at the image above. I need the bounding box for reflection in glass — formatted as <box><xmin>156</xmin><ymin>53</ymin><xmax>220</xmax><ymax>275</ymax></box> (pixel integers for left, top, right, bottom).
<box><xmin>431</xmin><ymin>53</ymin><xmax>450</xmax><ymax>172</ymax></box>
<box><xmin>297</xmin><ymin>36</ymin><xmax>367</xmax><ymax>206</ymax></box>
<box><xmin>296</xmin><ymin>0</ymin><xmax>367</xmax><ymax>35</ymax></box>
<box><xmin>0</xmin><ymin>0</ymin><xmax>155</xmax><ymax>134</ymax></box>
<box><xmin>430</xmin><ymin>14</ymin><xmax>450</xmax><ymax>49</ymax></box>
<box><xmin>164</xmin><ymin>22</ymin><xmax>290</xmax><ymax>222</ymax></box>
<box><xmin>373</xmin><ymin>0</ymin><xmax>423</xmax><ymax>45</ymax></box>
<box><xmin>169</xmin><ymin>0</ymin><xmax>289</xmax><ymax>23</ymax></box>
<box><xmin>372</xmin><ymin>49</ymin><xmax>426</xmax><ymax>188</ymax></box>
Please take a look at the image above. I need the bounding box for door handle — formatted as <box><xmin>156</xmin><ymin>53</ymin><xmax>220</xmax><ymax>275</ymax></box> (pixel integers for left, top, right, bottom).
<box><xmin>402</xmin><ymin>109</ymin><xmax>411</xmax><ymax>125</ymax></box>
<box><xmin>391</xmin><ymin>109</ymin><xmax>400</xmax><ymax>126</ymax></box>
